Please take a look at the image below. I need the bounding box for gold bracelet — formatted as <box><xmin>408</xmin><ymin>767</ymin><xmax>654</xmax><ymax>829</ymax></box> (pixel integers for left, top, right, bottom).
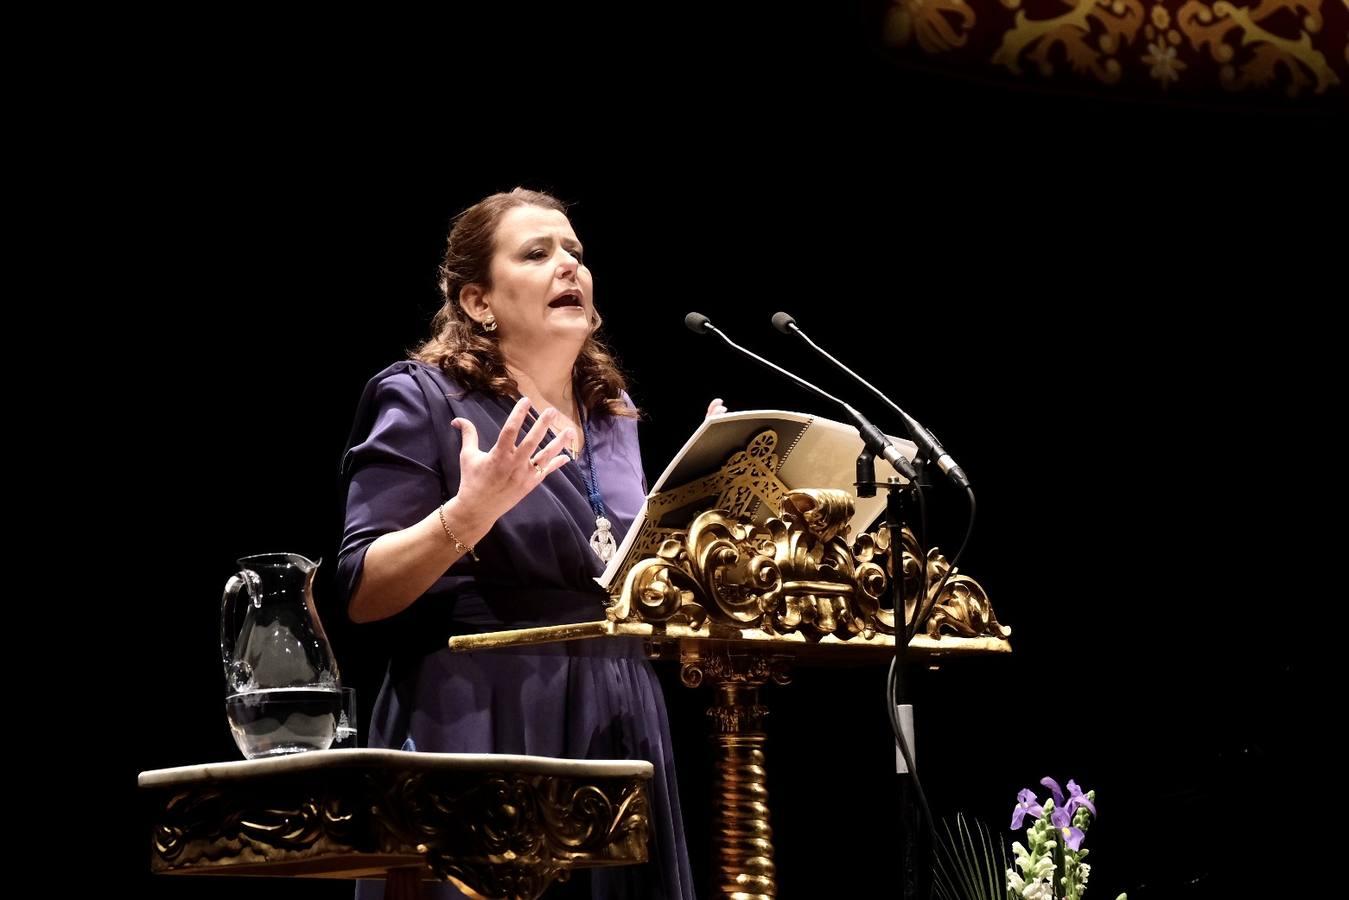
<box><xmin>437</xmin><ymin>503</ymin><xmax>479</xmax><ymax>561</ymax></box>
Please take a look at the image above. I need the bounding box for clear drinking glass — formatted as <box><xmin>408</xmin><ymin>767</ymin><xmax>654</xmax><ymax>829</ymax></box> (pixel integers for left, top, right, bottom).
<box><xmin>330</xmin><ymin>687</ymin><xmax>358</xmax><ymax>749</ymax></box>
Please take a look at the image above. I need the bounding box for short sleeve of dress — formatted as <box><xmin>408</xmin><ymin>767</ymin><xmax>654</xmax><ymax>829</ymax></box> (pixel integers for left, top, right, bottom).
<box><xmin>336</xmin><ymin>371</ymin><xmax>452</xmax><ymax>608</ymax></box>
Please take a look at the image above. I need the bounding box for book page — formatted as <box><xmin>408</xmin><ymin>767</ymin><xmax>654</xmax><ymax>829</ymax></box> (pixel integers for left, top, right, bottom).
<box><xmin>598</xmin><ymin>410</ymin><xmax>916</xmax><ymax>591</ymax></box>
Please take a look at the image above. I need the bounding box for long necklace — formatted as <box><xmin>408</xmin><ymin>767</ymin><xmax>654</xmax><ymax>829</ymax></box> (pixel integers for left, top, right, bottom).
<box><xmin>578</xmin><ymin>411</ymin><xmax>615</xmax><ymax>562</ymax></box>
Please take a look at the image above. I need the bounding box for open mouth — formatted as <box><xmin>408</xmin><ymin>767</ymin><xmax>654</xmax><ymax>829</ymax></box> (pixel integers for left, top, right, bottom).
<box><xmin>548</xmin><ymin>291</ymin><xmax>584</xmax><ymax>309</ymax></box>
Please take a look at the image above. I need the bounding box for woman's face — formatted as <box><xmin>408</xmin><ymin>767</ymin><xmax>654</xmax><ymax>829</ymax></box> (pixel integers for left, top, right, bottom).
<box><xmin>476</xmin><ymin>205</ymin><xmax>595</xmax><ymax>355</ymax></box>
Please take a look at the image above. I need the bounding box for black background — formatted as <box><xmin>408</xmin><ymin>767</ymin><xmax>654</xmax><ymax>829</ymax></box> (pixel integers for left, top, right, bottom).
<box><xmin>69</xmin><ymin>5</ymin><xmax>1338</xmax><ymax>898</ymax></box>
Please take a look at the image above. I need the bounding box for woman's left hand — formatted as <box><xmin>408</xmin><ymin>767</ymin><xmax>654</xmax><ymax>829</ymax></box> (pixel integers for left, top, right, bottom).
<box><xmin>706</xmin><ymin>397</ymin><xmax>727</xmax><ymax>419</ymax></box>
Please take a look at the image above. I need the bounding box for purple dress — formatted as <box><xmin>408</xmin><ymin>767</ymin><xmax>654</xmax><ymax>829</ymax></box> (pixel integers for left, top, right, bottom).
<box><xmin>338</xmin><ymin>361</ymin><xmax>694</xmax><ymax>900</ymax></box>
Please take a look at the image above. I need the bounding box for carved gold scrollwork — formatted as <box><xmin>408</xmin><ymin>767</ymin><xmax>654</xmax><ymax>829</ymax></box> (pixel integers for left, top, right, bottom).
<box><xmin>374</xmin><ymin>772</ymin><xmax>648</xmax><ymax>899</ymax></box>
<box><xmin>146</xmin><ymin>766</ymin><xmax>649</xmax><ymax>900</ymax></box>
<box><xmin>611</xmin><ymin>488</ymin><xmax>1007</xmax><ymax>645</ymax></box>
<box><xmin>154</xmin><ymin>787</ymin><xmax>356</xmax><ymax>862</ymax></box>
<box><xmin>925</xmin><ymin>556</ymin><xmax>1009</xmax><ymax>639</ymax></box>
<box><xmin>849</xmin><ymin>527</ymin><xmax>895</xmax><ymax>637</ymax></box>
<box><xmin>688</xmin><ymin>512</ymin><xmax>783</xmax><ymax>624</ymax></box>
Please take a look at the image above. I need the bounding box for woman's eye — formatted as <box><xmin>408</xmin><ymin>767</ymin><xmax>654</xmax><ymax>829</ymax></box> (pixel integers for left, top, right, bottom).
<box><xmin>524</xmin><ymin>246</ymin><xmax>582</xmax><ymax>263</ymax></box>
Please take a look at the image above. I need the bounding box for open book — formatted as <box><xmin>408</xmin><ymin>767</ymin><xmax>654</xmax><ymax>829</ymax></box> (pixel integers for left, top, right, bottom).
<box><xmin>598</xmin><ymin>410</ymin><xmax>917</xmax><ymax>592</ymax></box>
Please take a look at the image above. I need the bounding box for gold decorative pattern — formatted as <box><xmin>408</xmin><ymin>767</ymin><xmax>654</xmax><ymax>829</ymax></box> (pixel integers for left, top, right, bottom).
<box><xmin>154</xmin><ymin>788</ymin><xmax>357</xmax><ymax>862</ymax></box>
<box><xmin>625</xmin><ymin>429</ymin><xmax>792</xmax><ymax>563</ymax></box>
<box><xmin>145</xmin><ymin>764</ymin><xmax>649</xmax><ymax>900</ymax></box>
<box><xmin>375</xmin><ymin>773</ymin><xmax>649</xmax><ymax>899</ymax></box>
<box><xmin>610</xmin><ymin>488</ymin><xmax>1008</xmax><ymax>644</ymax></box>
<box><xmin>881</xmin><ymin>0</ymin><xmax>1346</xmax><ymax>98</ymax></box>
<box><xmin>1177</xmin><ymin>0</ymin><xmax>1341</xmax><ymax>94</ymax></box>
<box><xmin>992</xmin><ymin>0</ymin><xmax>1147</xmax><ymax>83</ymax></box>
<box><xmin>681</xmin><ymin>647</ymin><xmax>794</xmax><ymax>690</ymax></box>
<box><xmin>681</xmin><ymin>647</ymin><xmax>783</xmax><ymax>899</ymax></box>
<box><xmin>886</xmin><ymin>0</ymin><xmax>979</xmax><ymax>52</ymax></box>
<box><xmin>885</xmin><ymin>524</ymin><xmax>1012</xmax><ymax>640</ymax></box>
<box><xmin>914</xmin><ymin>537</ymin><xmax>1009</xmax><ymax>639</ymax></box>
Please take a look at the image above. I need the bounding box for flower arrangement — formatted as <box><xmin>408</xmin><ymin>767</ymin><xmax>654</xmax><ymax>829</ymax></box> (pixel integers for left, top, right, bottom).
<box><xmin>934</xmin><ymin>777</ymin><xmax>1124</xmax><ymax>900</ymax></box>
<box><xmin>1008</xmin><ymin>777</ymin><xmax>1122</xmax><ymax>900</ymax></box>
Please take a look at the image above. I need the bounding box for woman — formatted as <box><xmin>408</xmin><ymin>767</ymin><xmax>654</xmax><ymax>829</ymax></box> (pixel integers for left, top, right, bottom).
<box><xmin>339</xmin><ymin>188</ymin><xmax>712</xmax><ymax>899</ymax></box>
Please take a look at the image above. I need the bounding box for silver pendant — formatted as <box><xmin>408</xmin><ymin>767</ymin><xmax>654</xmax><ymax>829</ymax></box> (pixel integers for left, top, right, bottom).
<box><xmin>589</xmin><ymin>516</ymin><xmax>616</xmax><ymax>561</ymax></box>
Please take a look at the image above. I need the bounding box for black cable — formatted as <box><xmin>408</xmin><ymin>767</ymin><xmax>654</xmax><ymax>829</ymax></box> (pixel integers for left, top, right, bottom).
<box><xmin>909</xmin><ymin>486</ymin><xmax>976</xmax><ymax>642</ymax></box>
<box><xmin>887</xmin><ymin>655</ymin><xmax>940</xmax><ymax>849</ymax></box>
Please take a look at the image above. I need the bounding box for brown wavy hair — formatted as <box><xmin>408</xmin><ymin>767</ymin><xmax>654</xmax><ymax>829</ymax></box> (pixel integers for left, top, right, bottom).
<box><xmin>411</xmin><ymin>188</ymin><xmax>636</xmax><ymax>419</ymax></box>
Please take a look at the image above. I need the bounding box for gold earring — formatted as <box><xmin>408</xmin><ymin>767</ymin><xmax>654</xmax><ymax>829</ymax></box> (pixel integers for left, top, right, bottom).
<box><xmin>483</xmin><ymin>314</ymin><xmax>497</xmax><ymax>332</ymax></box>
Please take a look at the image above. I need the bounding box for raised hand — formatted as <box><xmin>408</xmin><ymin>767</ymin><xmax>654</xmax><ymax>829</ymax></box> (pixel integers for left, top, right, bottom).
<box><xmin>451</xmin><ymin>396</ymin><xmax>574</xmax><ymax>524</ymax></box>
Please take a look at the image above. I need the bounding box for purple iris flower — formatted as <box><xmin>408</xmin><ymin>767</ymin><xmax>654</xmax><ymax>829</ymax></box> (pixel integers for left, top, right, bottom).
<box><xmin>1066</xmin><ymin>779</ymin><xmax>1097</xmax><ymax>817</ymax></box>
<box><xmin>1040</xmin><ymin>777</ymin><xmax>1065</xmax><ymax>807</ymax></box>
<box><xmin>1011</xmin><ymin>788</ymin><xmax>1044</xmax><ymax>829</ymax></box>
<box><xmin>1051</xmin><ymin>806</ymin><xmax>1085</xmax><ymax>851</ymax></box>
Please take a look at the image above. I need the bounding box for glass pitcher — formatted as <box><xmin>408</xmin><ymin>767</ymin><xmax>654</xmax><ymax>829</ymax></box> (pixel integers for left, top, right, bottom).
<box><xmin>220</xmin><ymin>552</ymin><xmax>341</xmax><ymax>758</ymax></box>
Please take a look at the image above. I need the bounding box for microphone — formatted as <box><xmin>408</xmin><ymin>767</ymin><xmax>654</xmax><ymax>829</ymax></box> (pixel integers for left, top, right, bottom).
<box><xmin>683</xmin><ymin>312</ymin><xmax>714</xmax><ymax>334</ymax></box>
<box><xmin>684</xmin><ymin>312</ymin><xmax>918</xmax><ymax>481</ymax></box>
<box><xmin>772</xmin><ymin>312</ymin><xmax>970</xmax><ymax>489</ymax></box>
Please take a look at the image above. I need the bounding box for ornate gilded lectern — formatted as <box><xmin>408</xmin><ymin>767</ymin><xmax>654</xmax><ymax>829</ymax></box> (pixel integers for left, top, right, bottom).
<box><xmin>450</xmin><ymin>418</ymin><xmax>1012</xmax><ymax>898</ymax></box>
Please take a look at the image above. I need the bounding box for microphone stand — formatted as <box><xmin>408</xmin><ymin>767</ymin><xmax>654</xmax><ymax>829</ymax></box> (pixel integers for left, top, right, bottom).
<box><xmin>686</xmin><ymin>312</ymin><xmax>933</xmax><ymax>895</ymax></box>
<box><xmin>859</xmin><ymin>454</ymin><xmax>931</xmax><ymax>900</ymax></box>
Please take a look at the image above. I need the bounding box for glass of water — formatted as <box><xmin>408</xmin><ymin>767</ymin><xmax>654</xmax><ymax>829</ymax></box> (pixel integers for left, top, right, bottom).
<box><xmin>331</xmin><ymin>687</ymin><xmax>358</xmax><ymax>749</ymax></box>
<box><xmin>225</xmin><ymin>686</ymin><xmax>341</xmax><ymax>758</ymax></box>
